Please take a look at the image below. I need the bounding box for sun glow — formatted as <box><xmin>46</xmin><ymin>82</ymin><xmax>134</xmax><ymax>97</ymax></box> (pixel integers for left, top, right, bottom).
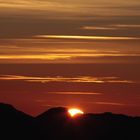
<box><xmin>68</xmin><ymin>108</ymin><xmax>84</xmax><ymax>117</ymax></box>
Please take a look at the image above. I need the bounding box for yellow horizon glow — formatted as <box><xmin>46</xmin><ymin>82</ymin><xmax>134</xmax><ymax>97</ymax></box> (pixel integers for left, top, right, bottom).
<box><xmin>68</xmin><ymin>108</ymin><xmax>84</xmax><ymax>117</ymax></box>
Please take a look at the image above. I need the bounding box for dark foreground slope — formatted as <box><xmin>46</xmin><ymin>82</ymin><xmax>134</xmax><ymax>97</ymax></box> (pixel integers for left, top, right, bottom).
<box><xmin>0</xmin><ymin>103</ymin><xmax>40</xmax><ymax>140</ymax></box>
<box><xmin>0</xmin><ymin>103</ymin><xmax>140</xmax><ymax>140</ymax></box>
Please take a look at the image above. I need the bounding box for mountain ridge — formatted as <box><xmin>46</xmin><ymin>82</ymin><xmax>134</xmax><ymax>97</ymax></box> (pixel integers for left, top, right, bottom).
<box><xmin>0</xmin><ymin>103</ymin><xmax>140</xmax><ymax>140</ymax></box>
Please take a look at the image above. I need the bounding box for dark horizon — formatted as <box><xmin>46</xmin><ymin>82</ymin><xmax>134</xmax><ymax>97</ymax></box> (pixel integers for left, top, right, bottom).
<box><xmin>0</xmin><ymin>102</ymin><xmax>140</xmax><ymax>140</ymax></box>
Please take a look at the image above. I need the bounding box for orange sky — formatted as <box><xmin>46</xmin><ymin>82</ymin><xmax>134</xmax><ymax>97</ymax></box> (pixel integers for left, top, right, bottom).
<box><xmin>0</xmin><ymin>0</ymin><xmax>140</xmax><ymax>116</ymax></box>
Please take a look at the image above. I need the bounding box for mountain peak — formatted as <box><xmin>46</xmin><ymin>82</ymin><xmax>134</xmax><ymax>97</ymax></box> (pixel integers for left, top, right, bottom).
<box><xmin>0</xmin><ymin>102</ymin><xmax>15</xmax><ymax>110</ymax></box>
<box><xmin>36</xmin><ymin>107</ymin><xmax>68</xmax><ymax>120</ymax></box>
<box><xmin>0</xmin><ymin>102</ymin><xmax>32</xmax><ymax>121</ymax></box>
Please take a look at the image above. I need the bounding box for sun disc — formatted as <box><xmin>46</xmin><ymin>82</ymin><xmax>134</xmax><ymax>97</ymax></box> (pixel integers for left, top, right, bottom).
<box><xmin>68</xmin><ymin>108</ymin><xmax>84</xmax><ymax>117</ymax></box>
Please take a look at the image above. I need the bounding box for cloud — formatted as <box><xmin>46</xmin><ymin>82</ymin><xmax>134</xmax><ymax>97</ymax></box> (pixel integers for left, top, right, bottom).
<box><xmin>0</xmin><ymin>0</ymin><xmax>139</xmax><ymax>19</ymax></box>
<box><xmin>113</xmin><ymin>24</ymin><xmax>140</xmax><ymax>28</ymax></box>
<box><xmin>0</xmin><ymin>40</ymin><xmax>140</xmax><ymax>63</ymax></box>
<box><xmin>0</xmin><ymin>75</ymin><xmax>136</xmax><ymax>84</ymax></box>
<box><xmin>47</xmin><ymin>92</ymin><xmax>101</xmax><ymax>95</ymax></box>
<box><xmin>0</xmin><ymin>53</ymin><xmax>139</xmax><ymax>61</ymax></box>
<box><xmin>82</xmin><ymin>26</ymin><xmax>117</xmax><ymax>30</ymax></box>
<box><xmin>81</xmin><ymin>101</ymin><xmax>126</xmax><ymax>106</ymax></box>
<box><xmin>81</xmin><ymin>24</ymin><xmax>140</xmax><ymax>30</ymax></box>
<box><xmin>0</xmin><ymin>54</ymin><xmax>71</xmax><ymax>60</ymax></box>
<box><xmin>0</xmin><ymin>0</ymin><xmax>72</xmax><ymax>11</ymax></box>
<box><xmin>95</xmin><ymin>101</ymin><xmax>125</xmax><ymax>106</ymax></box>
<box><xmin>35</xmin><ymin>35</ymin><xmax>140</xmax><ymax>40</ymax></box>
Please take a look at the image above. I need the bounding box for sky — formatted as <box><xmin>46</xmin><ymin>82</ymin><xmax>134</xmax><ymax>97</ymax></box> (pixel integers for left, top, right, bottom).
<box><xmin>0</xmin><ymin>0</ymin><xmax>140</xmax><ymax>116</ymax></box>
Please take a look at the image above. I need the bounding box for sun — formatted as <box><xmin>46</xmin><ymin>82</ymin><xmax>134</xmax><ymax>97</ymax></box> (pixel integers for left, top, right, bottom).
<box><xmin>68</xmin><ymin>108</ymin><xmax>84</xmax><ymax>117</ymax></box>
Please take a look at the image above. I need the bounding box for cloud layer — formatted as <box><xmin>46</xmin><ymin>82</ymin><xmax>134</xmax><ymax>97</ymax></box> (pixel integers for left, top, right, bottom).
<box><xmin>0</xmin><ymin>39</ymin><xmax>140</xmax><ymax>63</ymax></box>
<box><xmin>0</xmin><ymin>75</ymin><xmax>136</xmax><ymax>84</ymax></box>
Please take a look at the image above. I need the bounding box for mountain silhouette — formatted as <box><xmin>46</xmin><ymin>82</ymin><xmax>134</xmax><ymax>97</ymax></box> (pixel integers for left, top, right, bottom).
<box><xmin>0</xmin><ymin>103</ymin><xmax>39</xmax><ymax>140</ymax></box>
<box><xmin>0</xmin><ymin>103</ymin><xmax>140</xmax><ymax>140</ymax></box>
